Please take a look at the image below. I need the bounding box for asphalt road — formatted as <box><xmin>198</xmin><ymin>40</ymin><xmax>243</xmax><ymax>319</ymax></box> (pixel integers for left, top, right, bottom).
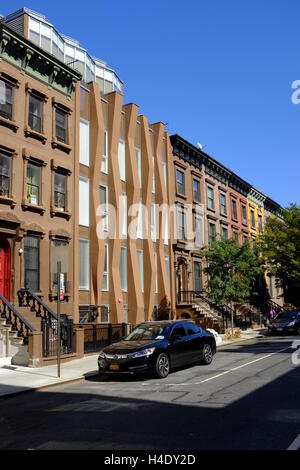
<box><xmin>0</xmin><ymin>335</ymin><xmax>300</xmax><ymax>450</ymax></box>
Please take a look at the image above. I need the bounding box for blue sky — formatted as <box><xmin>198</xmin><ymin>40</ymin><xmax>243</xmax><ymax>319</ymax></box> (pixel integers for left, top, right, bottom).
<box><xmin>2</xmin><ymin>0</ymin><xmax>299</xmax><ymax>206</ymax></box>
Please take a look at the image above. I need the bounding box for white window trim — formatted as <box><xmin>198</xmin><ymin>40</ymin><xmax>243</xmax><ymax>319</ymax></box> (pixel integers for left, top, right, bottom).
<box><xmin>102</xmin><ymin>244</ymin><xmax>109</xmax><ymax>291</ymax></box>
<box><xmin>101</xmin><ymin>130</ymin><xmax>108</xmax><ymax>174</ymax></box>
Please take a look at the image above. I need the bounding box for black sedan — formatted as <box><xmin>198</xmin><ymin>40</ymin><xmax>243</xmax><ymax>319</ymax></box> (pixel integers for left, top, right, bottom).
<box><xmin>98</xmin><ymin>320</ymin><xmax>217</xmax><ymax>379</ymax></box>
<box><xmin>267</xmin><ymin>311</ymin><xmax>300</xmax><ymax>336</ymax></box>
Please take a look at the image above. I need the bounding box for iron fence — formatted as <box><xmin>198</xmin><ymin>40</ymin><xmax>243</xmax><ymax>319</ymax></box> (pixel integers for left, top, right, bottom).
<box><xmin>77</xmin><ymin>323</ymin><xmax>131</xmax><ymax>354</ymax></box>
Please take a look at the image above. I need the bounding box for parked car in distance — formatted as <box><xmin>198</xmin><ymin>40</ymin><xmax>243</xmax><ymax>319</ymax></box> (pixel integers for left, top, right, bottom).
<box><xmin>98</xmin><ymin>320</ymin><xmax>217</xmax><ymax>379</ymax></box>
<box><xmin>267</xmin><ymin>311</ymin><xmax>300</xmax><ymax>336</ymax></box>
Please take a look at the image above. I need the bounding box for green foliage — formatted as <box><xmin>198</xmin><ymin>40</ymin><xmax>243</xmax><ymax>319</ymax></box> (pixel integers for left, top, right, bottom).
<box><xmin>259</xmin><ymin>203</ymin><xmax>300</xmax><ymax>304</ymax></box>
<box><xmin>203</xmin><ymin>238</ymin><xmax>262</xmax><ymax>306</ymax></box>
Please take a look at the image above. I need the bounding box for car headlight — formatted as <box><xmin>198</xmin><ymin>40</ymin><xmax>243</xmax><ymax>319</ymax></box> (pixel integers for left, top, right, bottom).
<box><xmin>129</xmin><ymin>348</ymin><xmax>156</xmax><ymax>359</ymax></box>
<box><xmin>288</xmin><ymin>321</ymin><xmax>296</xmax><ymax>327</ymax></box>
<box><xmin>98</xmin><ymin>351</ymin><xmax>106</xmax><ymax>359</ymax></box>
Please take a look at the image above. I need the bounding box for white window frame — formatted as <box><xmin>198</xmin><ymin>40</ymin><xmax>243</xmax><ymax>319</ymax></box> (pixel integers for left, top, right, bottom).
<box><xmin>118</xmin><ymin>139</ymin><xmax>126</xmax><ymax>181</ymax></box>
<box><xmin>120</xmin><ymin>246</ymin><xmax>127</xmax><ymax>292</ymax></box>
<box><xmin>102</xmin><ymin>244</ymin><xmax>109</xmax><ymax>291</ymax></box>
<box><xmin>137</xmin><ymin>249</ymin><xmax>144</xmax><ymax>293</ymax></box>
<box><xmin>99</xmin><ymin>184</ymin><xmax>108</xmax><ymax>232</ymax></box>
<box><xmin>79</xmin><ymin>177</ymin><xmax>89</xmax><ymax>227</ymax></box>
<box><xmin>79</xmin><ymin>239</ymin><xmax>90</xmax><ymax>290</ymax></box>
<box><xmin>80</xmin><ymin>118</ymin><xmax>90</xmax><ymax>167</ymax></box>
<box><xmin>101</xmin><ymin>130</ymin><xmax>108</xmax><ymax>174</ymax></box>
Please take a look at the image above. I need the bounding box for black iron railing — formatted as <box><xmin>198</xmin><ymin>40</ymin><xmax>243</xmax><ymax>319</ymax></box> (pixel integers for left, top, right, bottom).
<box><xmin>17</xmin><ymin>288</ymin><xmax>74</xmax><ymax>357</ymax></box>
<box><xmin>79</xmin><ymin>323</ymin><xmax>130</xmax><ymax>354</ymax></box>
<box><xmin>0</xmin><ymin>293</ymin><xmax>36</xmax><ymax>344</ymax></box>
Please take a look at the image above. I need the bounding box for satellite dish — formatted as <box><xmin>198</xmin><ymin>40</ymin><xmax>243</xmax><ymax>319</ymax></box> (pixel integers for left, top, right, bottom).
<box><xmin>197</xmin><ymin>142</ymin><xmax>203</xmax><ymax>150</ymax></box>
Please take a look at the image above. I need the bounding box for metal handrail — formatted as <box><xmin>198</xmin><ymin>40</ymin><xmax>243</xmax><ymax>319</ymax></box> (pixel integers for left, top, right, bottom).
<box><xmin>18</xmin><ymin>288</ymin><xmax>58</xmax><ymax>321</ymax></box>
<box><xmin>0</xmin><ymin>293</ymin><xmax>36</xmax><ymax>345</ymax></box>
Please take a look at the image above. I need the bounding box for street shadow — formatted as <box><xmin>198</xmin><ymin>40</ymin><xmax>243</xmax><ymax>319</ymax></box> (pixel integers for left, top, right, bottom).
<box><xmin>0</xmin><ymin>358</ymin><xmax>299</xmax><ymax>450</ymax></box>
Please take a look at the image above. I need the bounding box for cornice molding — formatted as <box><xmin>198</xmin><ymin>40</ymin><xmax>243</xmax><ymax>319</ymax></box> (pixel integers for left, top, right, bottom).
<box><xmin>0</xmin><ymin>23</ymin><xmax>81</xmax><ymax>97</ymax></box>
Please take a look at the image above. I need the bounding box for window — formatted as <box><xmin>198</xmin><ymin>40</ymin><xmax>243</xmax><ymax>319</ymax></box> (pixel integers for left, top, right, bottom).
<box><xmin>151</xmin><ymin>203</ymin><xmax>156</xmax><ymax>241</ymax></box>
<box><xmin>171</xmin><ymin>326</ymin><xmax>186</xmax><ymax>339</ymax></box>
<box><xmin>243</xmin><ymin>235</ymin><xmax>248</xmax><ymax>245</ymax></box>
<box><xmin>165</xmin><ymin>255</ymin><xmax>170</xmax><ymax>286</ymax></box>
<box><xmin>80</xmin><ymin>119</ymin><xmax>90</xmax><ymax>166</ymax></box>
<box><xmin>79</xmin><ymin>177</ymin><xmax>89</xmax><ymax>227</ymax></box>
<box><xmin>54</xmin><ymin>172</ymin><xmax>66</xmax><ymax>211</ymax></box>
<box><xmin>258</xmin><ymin>215</ymin><xmax>263</xmax><ymax>233</ymax></box>
<box><xmin>102</xmin><ymin>244</ymin><xmax>109</xmax><ymax>291</ymax></box>
<box><xmin>164</xmin><ymin>215</ymin><xmax>169</xmax><ymax>245</ymax></box>
<box><xmin>209</xmin><ymin>223</ymin><xmax>216</xmax><ymax>245</ymax></box>
<box><xmin>100</xmin><ymin>305</ymin><xmax>109</xmax><ymax>323</ymax></box>
<box><xmin>122</xmin><ymin>193</ymin><xmax>127</xmax><ymax>237</ymax></box>
<box><xmin>24</xmin><ymin>235</ymin><xmax>40</xmax><ymax>292</ymax></box>
<box><xmin>231</xmin><ymin>199</ymin><xmax>237</xmax><ymax>220</ymax></box>
<box><xmin>120</xmin><ymin>247</ymin><xmax>127</xmax><ymax>291</ymax></box>
<box><xmin>0</xmin><ymin>152</ymin><xmax>11</xmax><ymax>197</ymax></box>
<box><xmin>50</xmin><ymin>239</ymin><xmax>68</xmax><ymax>295</ymax></box>
<box><xmin>118</xmin><ymin>139</ymin><xmax>126</xmax><ymax>181</ymax></box>
<box><xmin>137</xmin><ymin>202</ymin><xmax>143</xmax><ymax>239</ymax></box>
<box><xmin>193</xmin><ymin>179</ymin><xmax>200</xmax><ymax>203</ymax></box>
<box><xmin>187</xmin><ymin>323</ymin><xmax>201</xmax><ymax>336</ymax></box>
<box><xmin>55</xmin><ymin>108</ymin><xmax>67</xmax><ymax>144</ymax></box>
<box><xmin>137</xmin><ymin>250</ymin><xmax>144</xmax><ymax>293</ymax></box>
<box><xmin>241</xmin><ymin>205</ymin><xmax>247</xmax><ymax>225</ymax></box>
<box><xmin>220</xmin><ymin>193</ymin><xmax>227</xmax><ymax>215</ymax></box>
<box><xmin>0</xmin><ymin>80</ymin><xmax>13</xmax><ymax>120</ymax></box>
<box><xmin>101</xmin><ymin>131</ymin><xmax>108</xmax><ymax>173</ymax></box>
<box><xmin>178</xmin><ymin>210</ymin><xmax>186</xmax><ymax>241</ymax></box>
<box><xmin>251</xmin><ymin>210</ymin><xmax>255</xmax><ymax>228</ymax></box>
<box><xmin>221</xmin><ymin>227</ymin><xmax>228</xmax><ymax>239</ymax></box>
<box><xmin>27</xmin><ymin>163</ymin><xmax>40</xmax><ymax>205</ymax></box>
<box><xmin>162</xmin><ymin>161</ymin><xmax>167</xmax><ymax>187</ymax></box>
<box><xmin>154</xmin><ymin>252</ymin><xmax>158</xmax><ymax>293</ymax></box>
<box><xmin>207</xmin><ymin>187</ymin><xmax>214</xmax><ymax>210</ymax></box>
<box><xmin>233</xmin><ymin>231</ymin><xmax>238</xmax><ymax>242</ymax></box>
<box><xmin>194</xmin><ymin>262</ymin><xmax>202</xmax><ymax>293</ymax></box>
<box><xmin>195</xmin><ymin>217</ymin><xmax>203</xmax><ymax>248</ymax></box>
<box><xmin>176</xmin><ymin>170</ymin><xmax>184</xmax><ymax>195</ymax></box>
<box><xmin>79</xmin><ymin>240</ymin><xmax>89</xmax><ymax>290</ymax></box>
<box><xmin>136</xmin><ymin>148</ymin><xmax>141</xmax><ymax>186</ymax></box>
<box><xmin>99</xmin><ymin>185</ymin><xmax>108</xmax><ymax>231</ymax></box>
<box><xmin>28</xmin><ymin>95</ymin><xmax>42</xmax><ymax>133</ymax></box>
<box><xmin>152</xmin><ymin>156</ymin><xmax>155</xmax><ymax>193</ymax></box>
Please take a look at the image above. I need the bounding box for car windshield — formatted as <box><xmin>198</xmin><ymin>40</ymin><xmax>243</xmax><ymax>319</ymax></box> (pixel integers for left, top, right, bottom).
<box><xmin>125</xmin><ymin>325</ymin><xmax>169</xmax><ymax>341</ymax></box>
<box><xmin>275</xmin><ymin>312</ymin><xmax>297</xmax><ymax>321</ymax></box>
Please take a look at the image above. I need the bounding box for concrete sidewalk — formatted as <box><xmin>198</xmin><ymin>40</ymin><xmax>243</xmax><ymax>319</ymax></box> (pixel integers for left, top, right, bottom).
<box><xmin>0</xmin><ymin>327</ymin><xmax>266</xmax><ymax>399</ymax></box>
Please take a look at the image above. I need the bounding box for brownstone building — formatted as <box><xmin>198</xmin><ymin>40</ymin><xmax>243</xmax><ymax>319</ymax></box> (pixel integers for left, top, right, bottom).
<box><xmin>0</xmin><ymin>19</ymin><xmax>81</xmax><ymax>365</ymax></box>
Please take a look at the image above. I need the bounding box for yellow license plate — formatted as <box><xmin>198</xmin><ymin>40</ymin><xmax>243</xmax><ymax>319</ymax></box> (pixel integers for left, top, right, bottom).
<box><xmin>109</xmin><ymin>364</ymin><xmax>120</xmax><ymax>371</ymax></box>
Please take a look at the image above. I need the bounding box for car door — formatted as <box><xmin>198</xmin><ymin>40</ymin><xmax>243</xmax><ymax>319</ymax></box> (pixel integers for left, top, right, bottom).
<box><xmin>185</xmin><ymin>323</ymin><xmax>204</xmax><ymax>363</ymax></box>
<box><xmin>168</xmin><ymin>325</ymin><xmax>189</xmax><ymax>368</ymax></box>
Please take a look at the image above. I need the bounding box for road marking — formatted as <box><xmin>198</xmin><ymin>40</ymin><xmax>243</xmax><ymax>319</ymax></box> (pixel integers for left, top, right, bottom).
<box><xmin>287</xmin><ymin>434</ymin><xmax>300</xmax><ymax>450</ymax></box>
<box><xmin>167</xmin><ymin>345</ymin><xmax>292</xmax><ymax>387</ymax></box>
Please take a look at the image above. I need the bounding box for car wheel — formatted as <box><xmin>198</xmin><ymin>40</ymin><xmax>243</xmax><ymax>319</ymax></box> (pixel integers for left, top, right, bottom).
<box><xmin>202</xmin><ymin>343</ymin><xmax>213</xmax><ymax>365</ymax></box>
<box><xmin>155</xmin><ymin>353</ymin><xmax>170</xmax><ymax>379</ymax></box>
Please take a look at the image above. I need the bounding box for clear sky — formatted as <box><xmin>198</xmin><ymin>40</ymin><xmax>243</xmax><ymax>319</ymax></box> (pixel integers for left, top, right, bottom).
<box><xmin>2</xmin><ymin>0</ymin><xmax>299</xmax><ymax>206</ymax></box>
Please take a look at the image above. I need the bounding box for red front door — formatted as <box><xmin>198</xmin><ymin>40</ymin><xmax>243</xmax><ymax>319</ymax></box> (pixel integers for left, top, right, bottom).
<box><xmin>0</xmin><ymin>238</ymin><xmax>11</xmax><ymax>301</ymax></box>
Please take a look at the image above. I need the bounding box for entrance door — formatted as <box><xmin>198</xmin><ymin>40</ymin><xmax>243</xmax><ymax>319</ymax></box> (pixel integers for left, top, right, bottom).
<box><xmin>0</xmin><ymin>238</ymin><xmax>11</xmax><ymax>300</ymax></box>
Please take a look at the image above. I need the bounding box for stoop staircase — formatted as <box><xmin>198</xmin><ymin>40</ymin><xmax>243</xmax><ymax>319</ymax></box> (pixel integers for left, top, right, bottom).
<box><xmin>0</xmin><ymin>293</ymin><xmax>36</xmax><ymax>366</ymax></box>
<box><xmin>0</xmin><ymin>289</ymin><xmax>74</xmax><ymax>366</ymax></box>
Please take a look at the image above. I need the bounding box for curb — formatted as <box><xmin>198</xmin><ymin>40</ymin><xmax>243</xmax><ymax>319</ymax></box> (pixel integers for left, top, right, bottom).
<box><xmin>217</xmin><ymin>334</ymin><xmax>265</xmax><ymax>348</ymax></box>
<box><xmin>0</xmin><ymin>370</ymin><xmax>100</xmax><ymax>400</ymax></box>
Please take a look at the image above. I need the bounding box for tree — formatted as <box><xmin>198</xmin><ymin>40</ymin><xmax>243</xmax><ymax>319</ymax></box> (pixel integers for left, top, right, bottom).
<box><xmin>203</xmin><ymin>238</ymin><xmax>263</xmax><ymax>333</ymax></box>
<box><xmin>259</xmin><ymin>203</ymin><xmax>300</xmax><ymax>306</ymax></box>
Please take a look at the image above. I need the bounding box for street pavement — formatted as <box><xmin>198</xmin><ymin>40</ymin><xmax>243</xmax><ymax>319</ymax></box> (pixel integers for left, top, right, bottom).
<box><xmin>0</xmin><ymin>335</ymin><xmax>299</xmax><ymax>450</ymax></box>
